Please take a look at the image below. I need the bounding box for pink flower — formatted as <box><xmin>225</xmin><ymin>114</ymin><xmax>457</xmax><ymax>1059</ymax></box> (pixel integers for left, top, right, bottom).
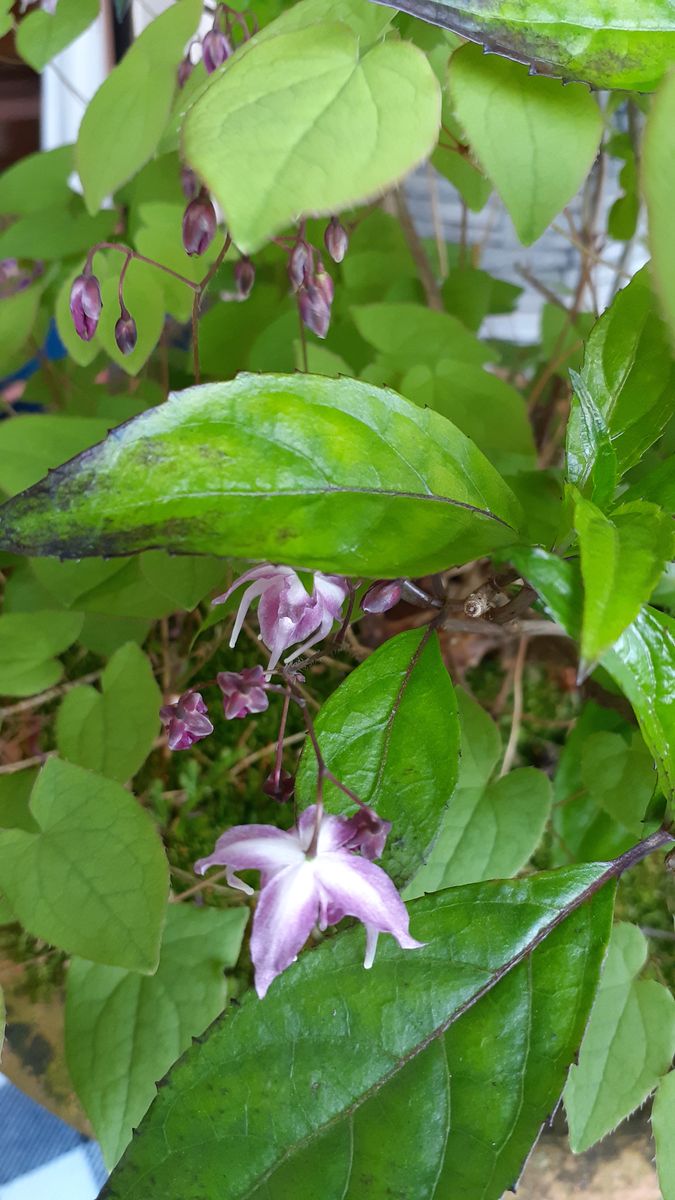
<box><xmin>212</xmin><ymin>565</ymin><xmax>349</xmax><ymax>671</ymax></box>
<box><xmin>160</xmin><ymin>691</ymin><xmax>213</xmax><ymax>750</ymax></box>
<box><xmin>195</xmin><ymin>806</ymin><xmax>423</xmax><ymax>998</ymax></box>
<box><xmin>217</xmin><ymin>666</ymin><xmax>269</xmax><ymax>719</ymax></box>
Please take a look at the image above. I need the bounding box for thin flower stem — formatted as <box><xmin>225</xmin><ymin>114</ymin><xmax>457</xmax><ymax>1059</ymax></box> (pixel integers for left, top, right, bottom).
<box><xmin>499</xmin><ymin>636</ymin><xmax>528</xmax><ymax>777</ymax></box>
<box><xmin>118</xmin><ymin>251</ymin><xmax>132</xmax><ymax>313</ymax></box>
<box><xmin>271</xmin><ymin>688</ymin><xmax>292</xmax><ymax>789</ymax></box>
<box><xmin>86</xmin><ymin>242</ymin><xmax>199</xmax><ymax>290</ymax></box>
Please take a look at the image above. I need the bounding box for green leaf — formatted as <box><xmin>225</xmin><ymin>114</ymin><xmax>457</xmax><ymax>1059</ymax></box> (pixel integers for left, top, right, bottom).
<box><xmin>17</xmin><ymin>0</ymin><xmax>98</xmax><ymax>72</ymax></box>
<box><xmin>0</xmin><ymin>414</ymin><xmax>110</xmax><ymax>497</ymax></box>
<box><xmin>0</xmin><ymin>610</ymin><xmax>83</xmax><ymax>697</ymax></box>
<box><xmin>551</xmin><ymin>703</ymin><xmax>638</xmax><ymax>866</ymax></box>
<box><xmin>385</xmin><ymin>0</ymin><xmax>675</xmax><ymax>90</ymax></box>
<box><xmin>66</xmin><ymin>903</ymin><xmax>248</xmax><ymax>1168</ymax></box>
<box><xmin>57</xmin><ymin>643</ymin><xmax>161</xmax><ymax>783</ymax></box>
<box><xmin>0</xmin><ymin>285</ymin><xmax>41</xmax><ymax>377</ymax></box>
<box><xmin>0</xmin><ymin>770</ymin><xmax>39</xmax><ymax>833</ymax></box>
<box><xmin>580</xmin><ymin>732</ymin><xmax>657</xmax><ymax>836</ymax></box>
<box><xmin>0</xmin><ymin>375</ymin><xmax>522</xmax><ymax>577</ymax></box>
<box><xmin>408</xmin><ymin>689</ymin><xmax>551</xmax><ymax>893</ymax></box>
<box><xmin>644</xmin><ymin>66</ymin><xmax>675</xmax><ymax>348</ymax></box>
<box><xmin>0</xmin><ymin>758</ymin><xmax>168</xmax><ymax>972</ymax></box>
<box><xmin>448</xmin><ymin>44</ymin><xmax>602</xmax><ymax>245</ymax></box>
<box><xmin>139</xmin><ymin>552</ymin><xmax>227</xmax><ymax>611</ymax></box>
<box><xmin>603</xmin><ymin>606</ymin><xmax>675</xmax><ymax>801</ymax></box>
<box><xmin>0</xmin><ymin>144</ymin><xmax>74</xmax><ymax>215</ymax></box>
<box><xmin>511</xmin><ymin>549</ymin><xmax>675</xmax><ymax>801</ymax></box>
<box><xmin>566</xmin><ymin>270</ymin><xmax>675</xmax><ymax>492</ymax></box>
<box><xmin>102</xmin><ymin>866</ymin><xmax>614</xmax><ymax>1200</ymax></box>
<box><xmin>575</xmin><ymin>496</ymin><xmax>673</xmax><ymax>670</ymax></box>
<box><xmin>296</xmin><ymin>629</ymin><xmax>459</xmax><ymax>886</ymax></box>
<box><xmin>653</xmin><ymin>1070</ymin><xmax>675</xmax><ymax>1200</ymax></box>
<box><xmin>0</xmin><ymin>200</ymin><xmax>115</xmax><ymax>260</ymax></box>
<box><xmin>96</xmin><ymin>259</ymin><xmax>166</xmax><ymax>376</ymax></box>
<box><xmin>564</xmin><ymin>922</ymin><xmax>675</xmax><ymax>1152</ymax></box>
<box><xmin>183</xmin><ymin>24</ymin><xmax>441</xmax><ymax>253</ymax></box>
<box><xmin>252</xmin><ymin>0</ymin><xmax>394</xmax><ymax>47</ymax></box>
<box><xmin>77</xmin><ymin>0</ymin><xmax>203</xmax><ymax>214</ymax></box>
<box><xmin>352</xmin><ymin>302</ymin><xmax>489</xmax><ymax>369</ymax></box>
<box><xmin>400</xmin><ymin>360</ymin><xmax>535</xmax><ymax>473</ymax></box>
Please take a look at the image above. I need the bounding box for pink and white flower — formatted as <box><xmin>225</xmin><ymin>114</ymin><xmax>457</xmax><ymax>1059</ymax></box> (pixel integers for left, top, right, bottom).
<box><xmin>195</xmin><ymin>806</ymin><xmax>423</xmax><ymax>998</ymax></box>
<box><xmin>212</xmin><ymin>565</ymin><xmax>349</xmax><ymax>671</ymax></box>
<box><xmin>217</xmin><ymin>666</ymin><xmax>269</xmax><ymax>719</ymax></box>
<box><xmin>160</xmin><ymin>691</ymin><xmax>213</xmax><ymax>751</ymax></box>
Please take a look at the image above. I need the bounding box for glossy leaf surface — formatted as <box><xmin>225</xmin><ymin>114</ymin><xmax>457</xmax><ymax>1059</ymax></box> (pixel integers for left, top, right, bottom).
<box><xmin>102</xmin><ymin>866</ymin><xmax>614</xmax><ymax>1200</ymax></box>
<box><xmin>448</xmin><ymin>44</ymin><xmax>602</xmax><ymax>245</ymax></box>
<box><xmin>575</xmin><ymin>497</ymin><xmax>673</xmax><ymax>670</ymax></box>
<box><xmin>374</xmin><ymin>0</ymin><xmax>675</xmax><ymax>90</ymax></box>
<box><xmin>566</xmin><ymin>270</ymin><xmax>675</xmax><ymax>500</ymax></box>
<box><xmin>296</xmin><ymin>629</ymin><xmax>460</xmax><ymax>886</ymax></box>
<box><xmin>0</xmin><ymin>759</ymin><xmax>168</xmax><ymax>972</ymax></box>
<box><xmin>56</xmin><ymin>642</ymin><xmax>161</xmax><ymax>783</ymax></box>
<box><xmin>564</xmin><ymin>922</ymin><xmax>675</xmax><ymax>1151</ymax></box>
<box><xmin>0</xmin><ymin>375</ymin><xmax>522</xmax><ymax>576</ymax></box>
<box><xmin>183</xmin><ymin>24</ymin><xmax>441</xmax><ymax>253</ymax></box>
<box><xmin>66</xmin><ymin>905</ymin><xmax>248</xmax><ymax>1168</ymax></box>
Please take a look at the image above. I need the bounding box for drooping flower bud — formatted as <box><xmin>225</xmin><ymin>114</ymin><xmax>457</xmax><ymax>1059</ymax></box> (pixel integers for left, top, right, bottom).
<box><xmin>234</xmin><ymin>256</ymin><xmax>255</xmax><ymax>299</ymax></box>
<box><xmin>177</xmin><ymin>56</ymin><xmax>193</xmax><ymax>88</ymax></box>
<box><xmin>262</xmin><ymin>769</ymin><xmax>295</xmax><ymax>803</ymax></box>
<box><xmin>202</xmin><ymin>27</ymin><xmax>232</xmax><ymax>74</ymax></box>
<box><xmin>362</xmin><ymin>579</ymin><xmax>403</xmax><ymax>614</ymax></box>
<box><xmin>324</xmin><ymin>216</ymin><xmax>348</xmax><ymax>263</ymax></box>
<box><xmin>180</xmin><ymin>166</ymin><xmax>199</xmax><ymax>200</ymax></box>
<box><xmin>288</xmin><ymin>241</ymin><xmax>310</xmax><ymax>291</ymax></box>
<box><xmin>217</xmin><ymin>666</ymin><xmax>269</xmax><ymax>720</ymax></box>
<box><xmin>182</xmin><ymin>189</ymin><xmax>217</xmax><ymax>257</ymax></box>
<box><xmin>160</xmin><ymin>692</ymin><xmax>213</xmax><ymax>751</ymax></box>
<box><xmin>70</xmin><ymin>272</ymin><xmax>102</xmax><ymax>341</ymax></box>
<box><xmin>114</xmin><ymin>309</ymin><xmax>137</xmax><ymax>356</ymax></box>
<box><xmin>314</xmin><ymin>260</ymin><xmax>334</xmax><ymax>306</ymax></box>
<box><xmin>298</xmin><ymin>281</ymin><xmax>331</xmax><ymax>339</ymax></box>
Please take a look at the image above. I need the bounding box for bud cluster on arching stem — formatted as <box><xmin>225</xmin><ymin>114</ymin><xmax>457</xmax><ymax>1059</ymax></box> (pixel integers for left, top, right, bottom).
<box><xmin>288</xmin><ymin>217</ymin><xmax>348</xmax><ymax>340</ymax></box>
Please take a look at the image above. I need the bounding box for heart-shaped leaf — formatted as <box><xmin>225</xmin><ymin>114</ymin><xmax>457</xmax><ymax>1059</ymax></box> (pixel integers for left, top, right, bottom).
<box><xmin>182</xmin><ymin>23</ymin><xmax>441</xmax><ymax>252</ymax></box>
<box><xmin>374</xmin><ymin>0</ymin><xmax>675</xmax><ymax>91</ymax></box>
<box><xmin>0</xmin><ymin>375</ymin><xmax>522</xmax><ymax>577</ymax></box>
<box><xmin>17</xmin><ymin>0</ymin><xmax>99</xmax><ymax>72</ymax></box>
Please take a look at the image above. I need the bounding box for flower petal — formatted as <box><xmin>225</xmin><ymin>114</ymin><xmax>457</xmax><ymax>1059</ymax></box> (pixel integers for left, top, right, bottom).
<box><xmin>250</xmin><ymin>862</ymin><xmax>319</xmax><ymax>998</ymax></box>
<box><xmin>295</xmin><ymin>806</ymin><xmax>355</xmax><ymax>853</ymax></box>
<box><xmin>194</xmin><ymin>824</ymin><xmax>304</xmax><ymax>878</ymax></box>
<box><xmin>315</xmin><ymin>852</ymin><xmax>425</xmax><ymax>955</ymax></box>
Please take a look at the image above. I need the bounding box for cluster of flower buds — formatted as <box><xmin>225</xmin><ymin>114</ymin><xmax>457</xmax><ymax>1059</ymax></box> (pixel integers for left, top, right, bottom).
<box><xmin>182</xmin><ymin>188</ymin><xmax>217</xmax><ymax>257</ymax></box>
<box><xmin>177</xmin><ymin>3</ymin><xmax>254</xmax><ymax>87</ymax></box>
<box><xmin>70</xmin><ymin>261</ymin><xmax>138</xmax><ymax>356</ymax></box>
<box><xmin>288</xmin><ymin>218</ymin><xmax>348</xmax><ymax>339</ymax></box>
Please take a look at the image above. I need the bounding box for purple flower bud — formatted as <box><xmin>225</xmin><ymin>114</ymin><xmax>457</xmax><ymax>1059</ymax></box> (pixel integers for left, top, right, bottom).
<box><xmin>114</xmin><ymin>309</ymin><xmax>137</xmax><ymax>356</ymax></box>
<box><xmin>202</xmin><ymin>28</ymin><xmax>232</xmax><ymax>74</ymax></box>
<box><xmin>342</xmin><ymin>807</ymin><xmax>392</xmax><ymax>861</ymax></box>
<box><xmin>181</xmin><ymin>166</ymin><xmax>199</xmax><ymax>200</ymax></box>
<box><xmin>160</xmin><ymin>691</ymin><xmax>213</xmax><ymax>751</ymax></box>
<box><xmin>217</xmin><ymin>666</ymin><xmax>269</xmax><ymax>719</ymax></box>
<box><xmin>324</xmin><ymin>217</ymin><xmax>348</xmax><ymax>264</ymax></box>
<box><xmin>299</xmin><ymin>281</ymin><xmax>331</xmax><ymax>339</ymax></box>
<box><xmin>262</xmin><ymin>769</ymin><xmax>295</xmax><ymax>803</ymax></box>
<box><xmin>177</xmin><ymin>56</ymin><xmax>193</xmax><ymax>88</ymax></box>
<box><xmin>288</xmin><ymin>241</ymin><xmax>310</xmax><ymax>291</ymax></box>
<box><xmin>182</xmin><ymin>190</ymin><xmax>217</xmax><ymax>257</ymax></box>
<box><xmin>362</xmin><ymin>579</ymin><xmax>403</xmax><ymax>614</ymax></box>
<box><xmin>314</xmin><ymin>260</ymin><xmax>334</xmax><ymax>306</ymax></box>
<box><xmin>70</xmin><ymin>272</ymin><xmax>102</xmax><ymax>341</ymax></box>
<box><xmin>234</xmin><ymin>256</ymin><xmax>255</xmax><ymax>299</ymax></box>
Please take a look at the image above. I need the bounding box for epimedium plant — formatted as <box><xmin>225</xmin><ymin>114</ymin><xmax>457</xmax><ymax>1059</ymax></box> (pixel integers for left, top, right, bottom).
<box><xmin>0</xmin><ymin>0</ymin><xmax>674</xmax><ymax>1197</ymax></box>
